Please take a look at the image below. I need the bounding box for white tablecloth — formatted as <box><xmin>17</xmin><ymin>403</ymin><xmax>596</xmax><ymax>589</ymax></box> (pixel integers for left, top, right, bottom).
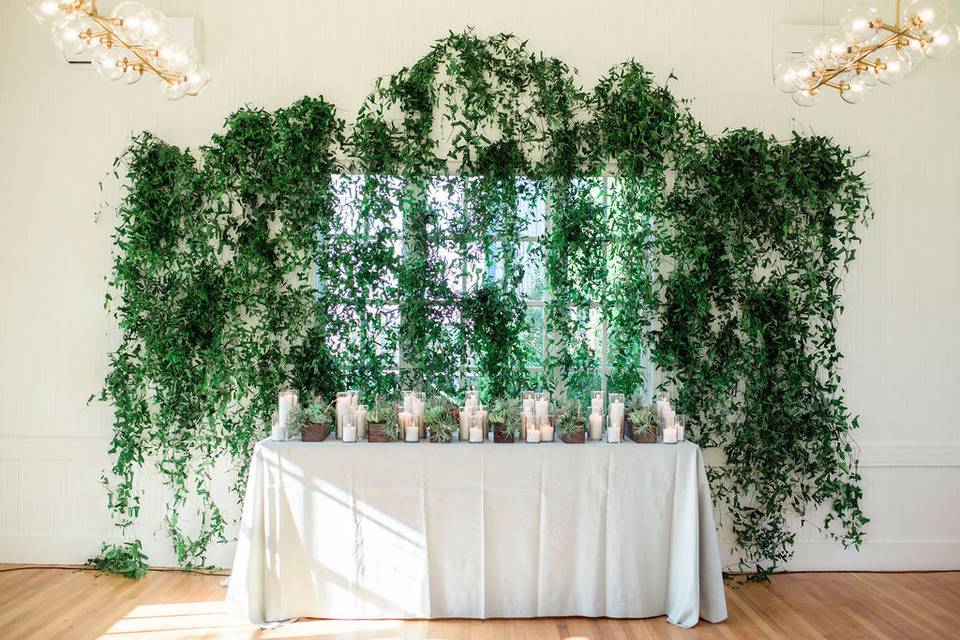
<box><xmin>226</xmin><ymin>439</ymin><xmax>727</xmax><ymax>628</ymax></box>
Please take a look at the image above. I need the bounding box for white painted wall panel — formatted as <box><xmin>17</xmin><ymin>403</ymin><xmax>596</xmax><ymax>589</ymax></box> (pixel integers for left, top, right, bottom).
<box><xmin>0</xmin><ymin>0</ymin><xmax>958</xmax><ymax>569</ymax></box>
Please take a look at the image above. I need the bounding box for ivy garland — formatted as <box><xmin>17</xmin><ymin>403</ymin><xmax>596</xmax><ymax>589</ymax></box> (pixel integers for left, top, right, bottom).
<box><xmin>97</xmin><ymin>30</ymin><xmax>870</xmax><ymax>581</ymax></box>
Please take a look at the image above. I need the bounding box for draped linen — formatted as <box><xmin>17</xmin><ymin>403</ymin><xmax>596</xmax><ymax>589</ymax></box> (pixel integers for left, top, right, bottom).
<box><xmin>227</xmin><ymin>439</ymin><xmax>727</xmax><ymax>628</ymax></box>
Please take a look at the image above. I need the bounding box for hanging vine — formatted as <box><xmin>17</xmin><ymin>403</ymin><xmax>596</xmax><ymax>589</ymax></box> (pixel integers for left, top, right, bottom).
<box><xmin>97</xmin><ymin>30</ymin><xmax>870</xmax><ymax>582</ymax></box>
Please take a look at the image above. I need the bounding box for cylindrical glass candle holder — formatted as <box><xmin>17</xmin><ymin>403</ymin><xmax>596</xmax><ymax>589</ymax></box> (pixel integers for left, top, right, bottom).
<box><xmin>590</xmin><ymin>390</ymin><xmax>605</xmax><ymax>416</ymax></box>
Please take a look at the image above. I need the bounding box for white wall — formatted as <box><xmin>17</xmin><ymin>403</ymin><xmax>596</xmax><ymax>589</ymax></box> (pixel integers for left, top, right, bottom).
<box><xmin>1</xmin><ymin>0</ymin><xmax>958</xmax><ymax>570</ymax></box>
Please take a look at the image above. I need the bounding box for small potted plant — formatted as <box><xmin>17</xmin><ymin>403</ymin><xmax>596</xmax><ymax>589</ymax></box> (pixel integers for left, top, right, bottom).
<box><xmin>489</xmin><ymin>398</ymin><xmax>521</xmax><ymax>443</ymax></box>
<box><xmin>555</xmin><ymin>403</ymin><xmax>586</xmax><ymax>443</ymax></box>
<box><xmin>367</xmin><ymin>396</ymin><xmax>399</xmax><ymax>442</ymax></box>
<box><xmin>625</xmin><ymin>395</ymin><xmax>659</xmax><ymax>443</ymax></box>
<box><xmin>425</xmin><ymin>398</ymin><xmax>457</xmax><ymax>443</ymax></box>
<box><xmin>301</xmin><ymin>397</ymin><xmax>334</xmax><ymax>442</ymax></box>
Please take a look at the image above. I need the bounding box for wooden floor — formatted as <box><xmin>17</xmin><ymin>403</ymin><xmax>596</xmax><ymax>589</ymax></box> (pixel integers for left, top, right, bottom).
<box><xmin>0</xmin><ymin>566</ymin><xmax>958</xmax><ymax>640</ymax></box>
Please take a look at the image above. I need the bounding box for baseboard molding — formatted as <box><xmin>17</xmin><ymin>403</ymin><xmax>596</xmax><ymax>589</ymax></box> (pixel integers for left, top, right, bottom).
<box><xmin>721</xmin><ymin>541</ymin><xmax>960</xmax><ymax>572</ymax></box>
<box><xmin>0</xmin><ymin>534</ymin><xmax>237</xmax><ymax>568</ymax></box>
<box><xmin>4</xmin><ymin>535</ymin><xmax>958</xmax><ymax>572</ymax></box>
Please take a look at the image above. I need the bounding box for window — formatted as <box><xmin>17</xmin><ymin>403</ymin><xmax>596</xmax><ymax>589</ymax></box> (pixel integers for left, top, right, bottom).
<box><xmin>319</xmin><ymin>175</ymin><xmax>651</xmax><ymax>399</ymax></box>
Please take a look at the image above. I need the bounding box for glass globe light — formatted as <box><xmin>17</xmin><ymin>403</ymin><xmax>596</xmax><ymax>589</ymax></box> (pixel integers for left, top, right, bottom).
<box><xmin>923</xmin><ymin>25</ymin><xmax>959</xmax><ymax>59</ymax></box>
<box><xmin>805</xmin><ymin>33</ymin><xmax>837</xmax><ymax>67</ymax></box>
<box><xmin>841</xmin><ymin>76</ymin><xmax>872</xmax><ymax>103</ymax></box>
<box><xmin>135</xmin><ymin>9</ymin><xmax>168</xmax><ymax>46</ymax></box>
<box><xmin>875</xmin><ymin>49</ymin><xmax>912</xmax><ymax>83</ymax></box>
<box><xmin>841</xmin><ymin>3</ymin><xmax>883</xmax><ymax>43</ymax></box>
<box><xmin>92</xmin><ymin>47</ymin><xmax>127</xmax><ymax>81</ymax></box>
<box><xmin>185</xmin><ymin>66</ymin><xmax>210</xmax><ymax>95</ymax></box>
<box><xmin>52</xmin><ymin>16</ymin><xmax>96</xmax><ymax>55</ymax></box>
<box><xmin>774</xmin><ymin>57</ymin><xmax>805</xmax><ymax>92</ymax></box>
<box><xmin>857</xmin><ymin>65</ymin><xmax>880</xmax><ymax>86</ymax></box>
<box><xmin>27</xmin><ymin>0</ymin><xmax>62</xmax><ymax>24</ymax></box>
<box><xmin>110</xmin><ymin>1</ymin><xmax>146</xmax><ymax>38</ymax></box>
<box><xmin>122</xmin><ymin>64</ymin><xmax>143</xmax><ymax>84</ymax></box>
<box><xmin>158</xmin><ymin>41</ymin><xmax>198</xmax><ymax>73</ymax></box>
<box><xmin>828</xmin><ymin>32</ymin><xmax>857</xmax><ymax>65</ymax></box>
<box><xmin>792</xmin><ymin>87</ymin><xmax>820</xmax><ymax>106</ymax></box>
<box><xmin>160</xmin><ymin>79</ymin><xmax>188</xmax><ymax>101</ymax></box>
<box><xmin>904</xmin><ymin>0</ymin><xmax>951</xmax><ymax>33</ymax></box>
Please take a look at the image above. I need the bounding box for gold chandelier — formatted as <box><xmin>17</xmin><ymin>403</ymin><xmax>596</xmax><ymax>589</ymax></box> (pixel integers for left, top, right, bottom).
<box><xmin>28</xmin><ymin>0</ymin><xmax>209</xmax><ymax>100</ymax></box>
<box><xmin>776</xmin><ymin>0</ymin><xmax>958</xmax><ymax>104</ymax></box>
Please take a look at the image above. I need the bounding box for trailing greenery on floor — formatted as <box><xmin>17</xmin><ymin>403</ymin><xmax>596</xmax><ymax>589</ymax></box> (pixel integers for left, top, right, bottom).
<box><xmin>96</xmin><ymin>30</ymin><xmax>870</xmax><ymax>581</ymax></box>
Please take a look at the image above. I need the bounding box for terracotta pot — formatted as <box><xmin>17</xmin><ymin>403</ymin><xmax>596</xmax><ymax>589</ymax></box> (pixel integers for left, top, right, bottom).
<box><xmin>491</xmin><ymin>423</ymin><xmax>514</xmax><ymax>443</ymax></box>
<box><xmin>301</xmin><ymin>422</ymin><xmax>331</xmax><ymax>442</ymax></box>
<box><xmin>367</xmin><ymin>422</ymin><xmax>391</xmax><ymax>442</ymax></box>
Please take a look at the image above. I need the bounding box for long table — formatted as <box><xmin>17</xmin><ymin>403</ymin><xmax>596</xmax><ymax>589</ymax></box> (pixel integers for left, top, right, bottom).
<box><xmin>226</xmin><ymin>439</ymin><xmax>727</xmax><ymax>628</ymax></box>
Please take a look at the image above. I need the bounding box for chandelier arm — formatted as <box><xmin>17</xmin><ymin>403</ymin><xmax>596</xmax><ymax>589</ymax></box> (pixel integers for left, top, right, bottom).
<box><xmin>810</xmin><ymin>25</ymin><xmax>916</xmax><ymax>91</ymax></box>
<box><xmin>84</xmin><ymin>12</ymin><xmax>185</xmax><ymax>84</ymax></box>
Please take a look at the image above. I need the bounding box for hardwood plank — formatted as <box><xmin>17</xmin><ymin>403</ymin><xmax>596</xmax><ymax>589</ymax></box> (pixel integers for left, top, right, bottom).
<box><xmin>0</xmin><ymin>566</ymin><xmax>958</xmax><ymax>640</ymax></box>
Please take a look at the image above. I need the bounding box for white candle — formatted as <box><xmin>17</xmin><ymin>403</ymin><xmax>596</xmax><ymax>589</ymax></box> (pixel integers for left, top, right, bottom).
<box><xmin>459</xmin><ymin>407</ymin><xmax>472</xmax><ymax>441</ymax></box>
<box><xmin>609</xmin><ymin>402</ymin><xmax>624</xmax><ymax>428</ymax></box>
<box><xmin>541</xmin><ymin>425</ymin><xmax>554</xmax><ymax>442</ymax></box>
<box><xmin>590</xmin><ymin>393</ymin><xmax>604</xmax><ymax>415</ymax></box>
<box><xmin>336</xmin><ymin>392</ymin><xmax>352</xmax><ymax>439</ymax></box>
<box><xmin>270</xmin><ymin>413</ymin><xmax>285</xmax><ymax>441</ymax></box>
<box><xmin>526</xmin><ymin>428</ymin><xmax>541</xmax><ymax>443</ymax></box>
<box><xmin>476</xmin><ymin>409</ymin><xmax>488</xmax><ymax>435</ymax></box>
<box><xmin>521</xmin><ymin>410</ymin><xmax>533</xmax><ymax>438</ymax></box>
<box><xmin>469</xmin><ymin>426</ymin><xmax>483</xmax><ymax>443</ymax></box>
<box><xmin>663</xmin><ymin>426</ymin><xmax>678</xmax><ymax>444</ymax></box>
<box><xmin>589</xmin><ymin>412</ymin><xmax>603</xmax><ymax>441</ymax></box>
<box><xmin>405</xmin><ymin>425</ymin><xmax>419</xmax><ymax>442</ymax></box>
<box><xmin>607</xmin><ymin>420</ymin><xmax>621</xmax><ymax>443</ymax></box>
<box><xmin>343</xmin><ymin>425</ymin><xmax>358</xmax><ymax>442</ymax></box>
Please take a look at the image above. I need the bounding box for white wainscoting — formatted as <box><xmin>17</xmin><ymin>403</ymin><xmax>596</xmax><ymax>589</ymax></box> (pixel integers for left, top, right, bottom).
<box><xmin>1</xmin><ymin>436</ymin><xmax>958</xmax><ymax>570</ymax></box>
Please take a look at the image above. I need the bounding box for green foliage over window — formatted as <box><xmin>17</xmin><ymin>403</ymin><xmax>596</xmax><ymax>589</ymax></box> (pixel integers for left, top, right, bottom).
<box><xmin>97</xmin><ymin>30</ymin><xmax>870</xmax><ymax>581</ymax></box>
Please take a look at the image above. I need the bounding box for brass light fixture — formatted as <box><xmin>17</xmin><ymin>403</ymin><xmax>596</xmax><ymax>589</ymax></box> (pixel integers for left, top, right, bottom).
<box><xmin>776</xmin><ymin>0</ymin><xmax>958</xmax><ymax>104</ymax></box>
<box><xmin>28</xmin><ymin>0</ymin><xmax>209</xmax><ymax>100</ymax></box>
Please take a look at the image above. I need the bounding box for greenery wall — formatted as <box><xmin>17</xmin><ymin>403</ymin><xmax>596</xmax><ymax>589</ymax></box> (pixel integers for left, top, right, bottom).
<box><xmin>97</xmin><ymin>31</ymin><xmax>870</xmax><ymax>580</ymax></box>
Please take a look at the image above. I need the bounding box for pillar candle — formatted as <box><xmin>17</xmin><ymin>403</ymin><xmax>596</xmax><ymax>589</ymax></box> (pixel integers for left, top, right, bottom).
<box><xmin>590</xmin><ymin>391</ymin><xmax>604</xmax><ymax>415</ymax></box>
<box><xmin>469</xmin><ymin>425</ymin><xmax>483</xmax><ymax>443</ymax></box>
<box><xmin>270</xmin><ymin>412</ymin><xmax>285</xmax><ymax>442</ymax></box>
<box><xmin>476</xmin><ymin>409</ymin><xmax>488</xmax><ymax>436</ymax></box>
<box><xmin>663</xmin><ymin>425</ymin><xmax>678</xmax><ymax>444</ymax></box>
<box><xmin>335</xmin><ymin>391</ymin><xmax>352</xmax><ymax>439</ymax></box>
<box><xmin>399</xmin><ymin>411</ymin><xmax>412</xmax><ymax>438</ymax></box>
<box><xmin>609</xmin><ymin>401</ymin><xmax>624</xmax><ymax>429</ymax></box>
<box><xmin>343</xmin><ymin>425</ymin><xmax>358</xmax><ymax>442</ymax></box>
<box><xmin>541</xmin><ymin>424</ymin><xmax>554</xmax><ymax>442</ymax></box>
<box><xmin>405</xmin><ymin>425</ymin><xmax>419</xmax><ymax>442</ymax></box>
<box><xmin>526</xmin><ymin>428</ymin><xmax>541</xmax><ymax>443</ymax></box>
<box><xmin>521</xmin><ymin>410</ymin><xmax>533</xmax><ymax>439</ymax></box>
<box><xmin>589</xmin><ymin>411</ymin><xmax>603</xmax><ymax>441</ymax></box>
<box><xmin>607</xmin><ymin>419</ymin><xmax>621</xmax><ymax>443</ymax></box>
